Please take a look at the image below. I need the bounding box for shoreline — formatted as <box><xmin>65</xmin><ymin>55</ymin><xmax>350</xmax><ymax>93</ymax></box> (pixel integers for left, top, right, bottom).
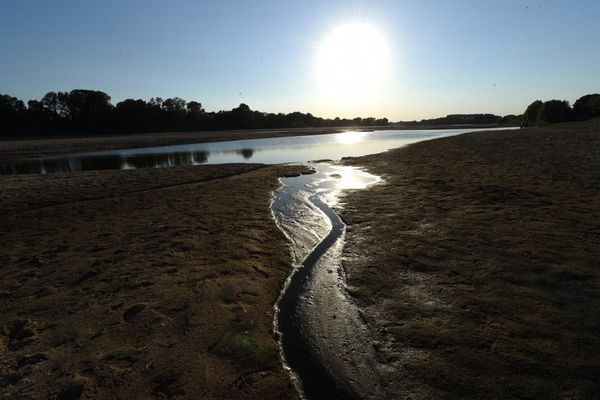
<box><xmin>0</xmin><ymin>124</ymin><xmax>506</xmax><ymax>162</ymax></box>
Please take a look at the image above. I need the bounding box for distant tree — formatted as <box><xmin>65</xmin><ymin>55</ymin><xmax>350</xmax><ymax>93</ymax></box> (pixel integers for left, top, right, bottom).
<box><xmin>186</xmin><ymin>101</ymin><xmax>204</xmax><ymax>114</ymax></box>
<box><xmin>420</xmin><ymin>114</ymin><xmax>501</xmax><ymax>125</ymax></box>
<box><xmin>65</xmin><ymin>89</ymin><xmax>113</xmax><ymax>130</ymax></box>
<box><xmin>184</xmin><ymin>101</ymin><xmax>205</xmax><ymax>130</ymax></box>
<box><xmin>523</xmin><ymin>100</ymin><xmax>543</xmax><ymax>123</ymax></box>
<box><xmin>115</xmin><ymin>99</ymin><xmax>153</xmax><ymax>132</ymax></box>
<box><xmin>499</xmin><ymin>114</ymin><xmax>523</xmax><ymax>125</ymax></box>
<box><xmin>149</xmin><ymin>97</ymin><xmax>163</xmax><ymax>108</ymax></box>
<box><xmin>0</xmin><ymin>94</ymin><xmax>26</xmax><ymax>134</ymax></box>
<box><xmin>41</xmin><ymin>91</ymin><xmax>70</xmax><ymax>119</ymax></box>
<box><xmin>537</xmin><ymin>100</ymin><xmax>572</xmax><ymax>123</ymax></box>
<box><xmin>573</xmin><ymin>94</ymin><xmax>600</xmax><ymax>120</ymax></box>
<box><xmin>1</xmin><ymin>88</ymin><xmax>400</xmax><ymax>136</ymax></box>
<box><xmin>160</xmin><ymin>97</ymin><xmax>187</xmax><ymax>130</ymax></box>
<box><xmin>230</xmin><ymin>103</ymin><xmax>255</xmax><ymax>129</ymax></box>
<box><xmin>162</xmin><ymin>97</ymin><xmax>186</xmax><ymax>113</ymax></box>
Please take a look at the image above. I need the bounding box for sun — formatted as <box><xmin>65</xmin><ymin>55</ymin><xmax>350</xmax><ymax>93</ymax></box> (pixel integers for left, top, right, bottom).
<box><xmin>316</xmin><ymin>22</ymin><xmax>390</xmax><ymax>104</ymax></box>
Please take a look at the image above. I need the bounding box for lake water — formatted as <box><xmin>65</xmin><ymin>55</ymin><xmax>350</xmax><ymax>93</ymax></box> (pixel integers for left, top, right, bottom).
<box><xmin>0</xmin><ymin>128</ymin><xmax>503</xmax><ymax>174</ymax></box>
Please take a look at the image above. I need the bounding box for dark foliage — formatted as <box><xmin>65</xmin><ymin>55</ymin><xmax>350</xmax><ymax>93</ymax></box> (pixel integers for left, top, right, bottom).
<box><xmin>499</xmin><ymin>114</ymin><xmax>523</xmax><ymax>125</ymax></box>
<box><xmin>522</xmin><ymin>94</ymin><xmax>599</xmax><ymax>125</ymax></box>
<box><xmin>397</xmin><ymin>113</ymin><xmax>503</xmax><ymax>128</ymax></box>
<box><xmin>0</xmin><ymin>89</ymin><xmax>390</xmax><ymax>137</ymax></box>
<box><xmin>0</xmin><ymin>94</ymin><xmax>27</xmax><ymax>134</ymax></box>
<box><xmin>523</xmin><ymin>100</ymin><xmax>543</xmax><ymax>123</ymax></box>
<box><xmin>537</xmin><ymin>100</ymin><xmax>572</xmax><ymax>123</ymax></box>
<box><xmin>420</xmin><ymin>114</ymin><xmax>502</xmax><ymax>125</ymax></box>
<box><xmin>573</xmin><ymin>94</ymin><xmax>600</xmax><ymax>120</ymax></box>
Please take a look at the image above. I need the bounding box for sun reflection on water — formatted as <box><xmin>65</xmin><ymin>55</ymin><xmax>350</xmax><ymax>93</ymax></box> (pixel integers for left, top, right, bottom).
<box><xmin>335</xmin><ymin>131</ymin><xmax>368</xmax><ymax>145</ymax></box>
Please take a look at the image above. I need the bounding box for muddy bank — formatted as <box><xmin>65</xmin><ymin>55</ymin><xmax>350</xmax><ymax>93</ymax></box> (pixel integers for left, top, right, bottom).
<box><xmin>338</xmin><ymin>119</ymin><xmax>600</xmax><ymax>399</ymax></box>
<box><xmin>0</xmin><ymin>163</ymin><xmax>310</xmax><ymax>399</ymax></box>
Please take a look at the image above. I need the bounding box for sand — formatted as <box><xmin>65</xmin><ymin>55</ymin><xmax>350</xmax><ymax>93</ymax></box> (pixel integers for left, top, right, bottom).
<box><xmin>0</xmin><ymin>163</ymin><xmax>310</xmax><ymax>399</ymax></box>
<box><xmin>339</xmin><ymin>119</ymin><xmax>600</xmax><ymax>399</ymax></box>
<box><xmin>1</xmin><ymin>119</ymin><xmax>598</xmax><ymax>399</ymax></box>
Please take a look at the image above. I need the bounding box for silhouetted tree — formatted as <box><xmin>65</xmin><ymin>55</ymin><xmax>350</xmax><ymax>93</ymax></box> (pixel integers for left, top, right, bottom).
<box><xmin>420</xmin><ymin>114</ymin><xmax>501</xmax><ymax>125</ymax></box>
<box><xmin>573</xmin><ymin>94</ymin><xmax>600</xmax><ymax>120</ymax></box>
<box><xmin>65</xmin><ymin>90</ymin><xmax>113</xmax><ymax>130</ymax></box>
<box><xmin>537</xmin><ymin>100</ymin><xmax>572</xmax><ymax>123</ymax></box>
<box><xmin>523</xmin><ymin>100</ymin><xmax>543</xmax><ymax>123</ymax></box>
<box><xmin>0</xmin><ymin>94</ymin><xmax>26</xmax><ymax>134</ymax></box>
<box><xmin>41</xmin><ymin>91</ymin><xmax>70</xmax><ymax>119</ymax></box>
<box><xmin>2</xmin><ymin>88</ymin><xmax>511</xmax><ymax>136</ymax></box>
<box><xmin>114</xmin><ymin>99</ymin><xmax>154</xmax><ymax>132</ymax></box>
<box><xmin>499</xmin><ymin>114</ymin><xmax>523</xmax><ymax>125</ymax></box>
<box><xmin>229</xmin><ymin>103</ymin><xmax>255</xmax><ymax>129</ymax></box>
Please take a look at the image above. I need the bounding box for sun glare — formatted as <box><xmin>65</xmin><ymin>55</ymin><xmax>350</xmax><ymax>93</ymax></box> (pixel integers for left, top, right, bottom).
<box><xmin>316</xmin><ymin>22</ymin><xmax>390</xmax><ymax>105</ymax></box>
<box><xmin>336</xmin><ymin>130</ymin><xmax>367</xmax><ymax>145</ymax></box>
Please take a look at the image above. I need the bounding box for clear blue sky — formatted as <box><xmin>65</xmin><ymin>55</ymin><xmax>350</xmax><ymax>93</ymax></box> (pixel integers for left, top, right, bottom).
<box><xmin>1</xmin><ymin>0</ymin><xmax>599</xmax><ymax>120</ymax></box>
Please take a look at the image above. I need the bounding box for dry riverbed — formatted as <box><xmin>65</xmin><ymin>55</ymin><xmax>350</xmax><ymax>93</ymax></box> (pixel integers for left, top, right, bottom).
<box><xmin>0</xmin><ymin>163</ymin><xmax>311</xmax><ymax>399</ymax></box>
<box><xmin>339</xmin><ymin>119</ymin><xmax>600</xmax><ymax>399</ymax></box>
<box><xmin>1</xmin><ymin>120</ymin><xmax>598</xmax><ymax>399</ymax></box>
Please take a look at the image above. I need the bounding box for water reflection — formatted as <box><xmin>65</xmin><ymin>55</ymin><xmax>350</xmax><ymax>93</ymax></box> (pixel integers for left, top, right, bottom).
<box><xmin>236</xmin><ymin>148</ymin><xmax>254</xmax><ymax>159</ymax></box>
<box><xmin>335</xmin><ymin>131</ymin><xmax>368</xmax><ymax>145</ymax></box>
<box><xmin>0</xmin><ymin>150</ymin><xmax>211</xmax><ymax>175</ymax></box>
<box><xmin>0</xmin><ymin>128</ymin><xmax>515</xmax><ymax>175</ymax></box>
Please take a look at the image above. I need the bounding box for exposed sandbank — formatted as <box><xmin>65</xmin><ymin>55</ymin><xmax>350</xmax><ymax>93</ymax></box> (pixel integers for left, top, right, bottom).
<box><xmin>0</xmin><ymin>163</ymin><xmax>310</xmax><ymax>399</ymax></box>
<box><xmin>339</xmin><ymin>119</ymin><xmax>600</xmax><ymax>399</ymax></box>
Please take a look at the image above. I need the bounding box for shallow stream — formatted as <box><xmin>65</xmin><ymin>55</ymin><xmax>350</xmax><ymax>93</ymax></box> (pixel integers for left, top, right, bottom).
<box><xmin>272</xmin><ymin>163</ymin><xmax>385</xmax><ymax>400</ymax></box>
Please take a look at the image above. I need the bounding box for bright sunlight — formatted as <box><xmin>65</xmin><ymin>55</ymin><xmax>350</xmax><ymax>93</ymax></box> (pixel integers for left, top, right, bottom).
<box><xmin>316</xmin><ymin>22</ymin><xmax>390</xmax><ymax>105</ymax></box>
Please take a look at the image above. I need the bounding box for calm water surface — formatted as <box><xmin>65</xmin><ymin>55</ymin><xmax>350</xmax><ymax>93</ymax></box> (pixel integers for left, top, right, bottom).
<box><xmin>1</xmin><ymin>128</ymin><xmax>501</xmax><ymax>174</ymax></box>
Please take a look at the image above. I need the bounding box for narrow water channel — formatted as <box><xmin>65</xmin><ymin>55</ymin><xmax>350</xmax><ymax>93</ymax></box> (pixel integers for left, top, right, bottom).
<box><xmin>272</xmin><ymin>163</ymin><xmax>384</xmax><ymax>399</ymax></box>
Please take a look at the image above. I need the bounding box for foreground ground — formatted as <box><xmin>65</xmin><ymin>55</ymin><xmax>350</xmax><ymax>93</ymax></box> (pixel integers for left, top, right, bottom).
<box><xmin>0</xmin><ymin>164</ymin><xmax>308</xmax><ymax>399</ymax></box>
<box><xmin>1</xmin><ymin>120</ymin><xmax>598</xmax><ymax>399</ymax></box>
<box><xmin>340</xmin><ymin>119</ymin><xmax>600</xmax><ymax>399</ymax></box>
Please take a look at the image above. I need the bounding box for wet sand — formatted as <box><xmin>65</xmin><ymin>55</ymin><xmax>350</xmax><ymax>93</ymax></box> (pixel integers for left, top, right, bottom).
<box><xmin>0</xmin><ymin>163</ymin><xmax>310</xmax><ymax>399</ymax></box>
<box><xmin>339</xmin><ymin>119</ymin><xmax>600</xmax><ymax>399</ymax></box>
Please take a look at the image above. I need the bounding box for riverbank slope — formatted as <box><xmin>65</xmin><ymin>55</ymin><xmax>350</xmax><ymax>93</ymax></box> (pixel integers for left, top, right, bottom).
<box><xmin>0</xmin><ymin>164</ymin><xmax>307</xmax><ymax>399</ymax></box>
<box><xmin>339</xmin><ymin>119</ymin><xmax>600</xmax><ymax>399</ymax></box>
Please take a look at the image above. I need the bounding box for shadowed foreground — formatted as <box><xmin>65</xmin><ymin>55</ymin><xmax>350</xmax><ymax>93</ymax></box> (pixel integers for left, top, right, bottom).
<box><xmin>340</xmin><ymin>119</ymin><xmax>600</xmax><ymax>399</ymax></box>
<box><xmin>0</xmin><ymin>164</ymin><xmax>305</xmax><ymax>399</ymax></box>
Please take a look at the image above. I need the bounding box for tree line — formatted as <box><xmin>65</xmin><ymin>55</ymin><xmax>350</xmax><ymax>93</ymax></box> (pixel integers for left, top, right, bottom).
<box><xmin>0</xmin><ymin>89</ymin><xmax>390</xmax><ymax>136</ymax></box>
<box><xmin>399</xmin><ymin>113</ymin><xmax>506</xmax><ymax>127</ymax></box>
<box><xmin>523</xmin><ymin>94</ymin><xmax>600</xmax><ymax>124</ymax></box>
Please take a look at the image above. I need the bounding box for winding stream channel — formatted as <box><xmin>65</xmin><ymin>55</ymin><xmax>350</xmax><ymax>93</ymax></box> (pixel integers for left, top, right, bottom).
<box><xmin>272</xmin><ymin>163</ymin><xmax>386</xmax><ymax>400</ymax></box>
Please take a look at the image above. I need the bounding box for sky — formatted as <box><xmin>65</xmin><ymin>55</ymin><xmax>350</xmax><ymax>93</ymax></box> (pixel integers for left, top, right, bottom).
<box><xmin>1</xmin><ymin>0</ymin><xmax>599</xmax><ymax>121</ymax></box>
